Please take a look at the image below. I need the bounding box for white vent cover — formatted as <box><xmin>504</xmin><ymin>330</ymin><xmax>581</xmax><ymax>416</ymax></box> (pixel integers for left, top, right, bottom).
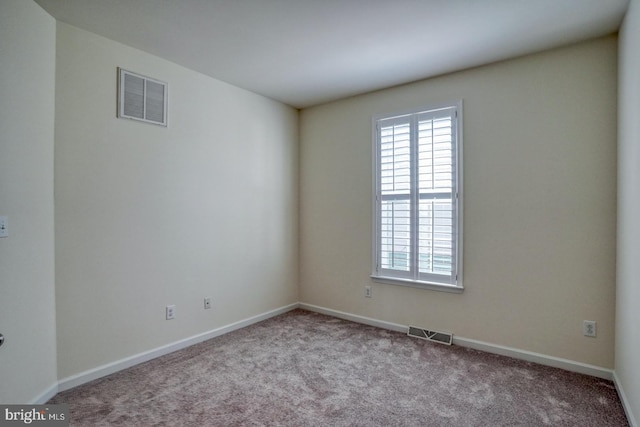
<box><xmin>118</xmin><ymin>68</ymin><xmax>167</xmax><ymax>126</ymax></box>
<box><xmin>408</xmin><ymin>326</ymin><xmax>453</xmax><ymax>345</ymax></box>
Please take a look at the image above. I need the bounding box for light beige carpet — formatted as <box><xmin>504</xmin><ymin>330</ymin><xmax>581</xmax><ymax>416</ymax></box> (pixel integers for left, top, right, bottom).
<box><xmin>49</xmin><ymin>309</ymin><xmax>629</xmax><ymax>426</ymax></box>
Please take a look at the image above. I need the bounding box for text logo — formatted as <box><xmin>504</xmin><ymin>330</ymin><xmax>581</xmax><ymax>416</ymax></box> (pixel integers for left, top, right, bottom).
<box><xmin>0</xmin><ymin>405</ymin><xmax>68</xmax><ymax>426</ymax></box>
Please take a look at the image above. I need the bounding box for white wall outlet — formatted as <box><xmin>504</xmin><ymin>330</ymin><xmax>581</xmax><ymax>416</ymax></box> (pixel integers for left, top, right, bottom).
<box><xmin>204</xmin><ymin>298</ymin><xmax>211</xmax><ymax>309</ymax></box>
<box><xmin>166</xmin><ymin>304</ymin><xmax>176</xmax><ymax>320</ymax></box>
<box><xmin>0</xmin><ymin>216</ymin><xmax>8</xmax><ymax>238</ymax></box>
<box><xmin>583</xmin><ymin>320</ymin><xmax>596</xmax><ymax>337</ymax></box>
<box><xmin>365</xmin><ymin>286</ymin><xmax>372</xmax><ymax>298</ymax></box>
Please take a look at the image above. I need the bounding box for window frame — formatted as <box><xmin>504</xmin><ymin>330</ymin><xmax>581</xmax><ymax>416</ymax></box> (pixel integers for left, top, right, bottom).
<box><xmin>371</xmin><ymin>101</ymin><xmax>463</xmax><ymax>293</ymax></box>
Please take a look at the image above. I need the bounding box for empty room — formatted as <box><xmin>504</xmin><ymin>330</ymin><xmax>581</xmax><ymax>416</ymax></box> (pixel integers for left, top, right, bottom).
<box><xmin>1</xmin><ymin>0</ymin><xmax>639</xmax><ymax>425</ymax></box>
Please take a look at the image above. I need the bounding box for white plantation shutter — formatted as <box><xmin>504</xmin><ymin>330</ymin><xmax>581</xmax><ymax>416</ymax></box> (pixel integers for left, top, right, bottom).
<box><xmin>118</xmin><ymin>68</ymin><xmax>167</xmax><ymax>126</ymax></box>
<box><xmin>380</xmin><ymin>120</ymin><xmax>412</xmax><ymax>272</ymax></box>
<box><xmin>374</xmin><ymin>104</ymin><xmax>462</xmax><ymax>290</ymax></box>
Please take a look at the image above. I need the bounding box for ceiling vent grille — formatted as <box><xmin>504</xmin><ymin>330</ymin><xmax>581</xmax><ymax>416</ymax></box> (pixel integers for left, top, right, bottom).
<box><xmin>408</xmin><ymin>326</ymin><xmax>453</xmax><ymax>345</ymax></box>
<box><xmin>118</xmin><ymin>68</ymin><xmax>167</xmax><ymax>126</ymax></box>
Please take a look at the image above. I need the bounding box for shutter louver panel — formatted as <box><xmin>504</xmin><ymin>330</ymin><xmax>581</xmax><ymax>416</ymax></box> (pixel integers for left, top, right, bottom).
<box><xmin>417</xmin><ymin>111</ymin><xmax>456</xmax><ymax>280</ymax></box>
<box><xmin>419</xmin><ymin>200</ymin><xmax>454</xmax><ymax>276</ymax></box>
<box><xmin>379</xmin><ymin>120</ymin><xmax>412</xmax><ymax>272</ymax></box>
<box><xmin>418</xmin><ymin>116</ymin><xmax>453</xmax><ymax>192</ymax></box>
<box><xmin>145</xmin><ymin>80</ymin><xmax>165</xmax><ymax>123</ymax></box>
<box><xmin>118</xmin><ymin>68</ymin><xmax>167</xmax><ymax>126</ymax></box>
<box><xmin>380</xmin><ymin>123</ymin><xmax>411</xmax><ymax>195</ymax></box>
<box><xmin>381</xmin><ymin>199</ymin><xmax>411</xmax><ymax>271</ymax></box>
<box><xmin>123</xmin><ymin>73</ymin><xmax>144</xmax><ymax>120</ymax></box>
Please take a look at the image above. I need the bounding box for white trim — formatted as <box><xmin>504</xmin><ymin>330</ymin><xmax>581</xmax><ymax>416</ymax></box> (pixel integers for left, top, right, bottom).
<box><xmin>371</xmin><ymin>274</ymin><xmax>464</xmax><ymax>293</ymax></box>
<box><xmin>299</xmin><ymin>303</ymin><xmax>612</xmax><ymax>380</ymax></box>
<box><xmin>58</xmin><ymin>303</ymin><xmax>299</xmax><ymax>392</ymax></box>
<box><xmin>454</xmin><ymin>336</ymin><xmax>612</xmax><ymax>380</ymax></box>
<box><xmin>454</xmin><ymin>101</ymin><xmax>464</xmax><ymax>288</ymax></box>
<box><xmin>613</xmin><ymin>370</ymin><xmax>638</xmax><ymax>427</ymax></box>
<box><xmin>31</xmin><ymin>382</ymin><xmax>58</xmax><ymax>404</ymax></box>
<box><xmin>300</xmin><ymin>303</ymin><xmax>407</xmax><ymax>333</ymax></box>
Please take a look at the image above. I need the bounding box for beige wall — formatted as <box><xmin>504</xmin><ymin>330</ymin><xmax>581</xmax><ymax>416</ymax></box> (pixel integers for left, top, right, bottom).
<box><xmin>300</xmin><ymin>36</ymin><xmax>618</xmax><ymax>368</ymax></box>
<box><xmin>0</xmin><ymin>0</ymin><xmax>58</xmax><ymax>403</ymax></box>
<box><xmin>616</xmin><ymin>0</ymin><xmax>640</xmax><ymax>423</ymax></box>
<box><xmin>54</xmin><ymin>23</ymin><xmax>299</xmax><ymax>379</ymax></box>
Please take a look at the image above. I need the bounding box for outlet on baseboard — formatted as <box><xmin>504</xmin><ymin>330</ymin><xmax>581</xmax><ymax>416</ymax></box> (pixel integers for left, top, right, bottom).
<box><xmin>166</xmin><ymin>305</ymin><xmax>176</xmax><ymax>320</ymax></box>
<box><xmin>583</xmin><ymin>320</ymin><xmax>596</xmax><ymax>337</ymax></box>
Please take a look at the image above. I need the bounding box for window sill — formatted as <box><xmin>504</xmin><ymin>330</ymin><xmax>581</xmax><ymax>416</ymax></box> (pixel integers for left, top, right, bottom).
<box><xmin>370</xmin><ymin>275</ymin><xmax>464</xmax><ymax>294</ymax></box>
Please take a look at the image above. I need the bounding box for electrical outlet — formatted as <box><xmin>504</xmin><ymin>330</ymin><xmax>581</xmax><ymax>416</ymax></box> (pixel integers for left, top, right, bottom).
<box><xmin>166</xmin><ymin>305</ymin><xmax>176</xmax><ymax>320</ymax></box>
<box><xmin>204</xmin><ymin>298</ymin><xmax>211</xmax><ymax>309</ymax></box>
<box><xmin>583</xmin><ymin>320</ymin><xmax>596</xmax><ymax>337</ymax></box>
<box><xmin>365</xmin><ymin>286</ymin><xmax>372</xmax><ymax>298</ymax></box>
<box><xmin>0</xmin><ymin>216</ymin><xmax>8</xmax><ymax>238</ymax></box>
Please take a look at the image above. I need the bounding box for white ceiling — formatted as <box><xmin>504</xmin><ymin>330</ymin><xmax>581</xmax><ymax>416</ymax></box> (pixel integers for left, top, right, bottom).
<box><xmin>34</xmin><ymin>0</ymin><xmax>628</xmax><ymax>108</ymax></box>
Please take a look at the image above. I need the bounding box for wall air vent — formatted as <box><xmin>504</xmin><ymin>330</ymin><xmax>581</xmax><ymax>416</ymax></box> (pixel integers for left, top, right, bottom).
<box><xmin>118</xmin><ymin>68</ymin><xmax>167</xmax><ymax>126</ymax></box>
<box><xmin>408</xmin><ymin>326</ymin><xmax>453</xmax><ymax>345</ymax></box>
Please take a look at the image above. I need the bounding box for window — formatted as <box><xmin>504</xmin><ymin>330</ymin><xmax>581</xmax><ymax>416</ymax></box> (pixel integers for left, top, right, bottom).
<box><xmin>118</xmin><ymin>68</ymin><xmax>168</xmax><ymax>126</ymax></box>
<box><xmin>372</xmin><ymin>103</ymin><xmax>462</xmax><ymax>292</ymax></box>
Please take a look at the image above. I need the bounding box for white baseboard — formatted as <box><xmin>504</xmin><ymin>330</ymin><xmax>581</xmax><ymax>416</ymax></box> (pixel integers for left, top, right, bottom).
<box><xmin>454</xmin><ymin>336</ymin><xmax>612</xmax><ymax>380</ymax></box>
<box><xmin>58</xmin><ymin>303</ymin><xmax>299</xmax><ymax>392</ymax></box>
<box><xmin>613</xmin><ymin>370</ymin><xmax>638</xmax><ymax>427</ymax></box>
<box><xmin>299</xmin><ymin>303</ymin><xmax>407</xmax><ymax>333</ymax></box>
<box><xmin>299</xmin><ymin>303</ymin><xmax>613</xmax><ymax>380</ymax></box>
<box><xmin>32</xmin><ymin>382</ymin><xmax>58</xmax><ymax>404</ymax></box>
